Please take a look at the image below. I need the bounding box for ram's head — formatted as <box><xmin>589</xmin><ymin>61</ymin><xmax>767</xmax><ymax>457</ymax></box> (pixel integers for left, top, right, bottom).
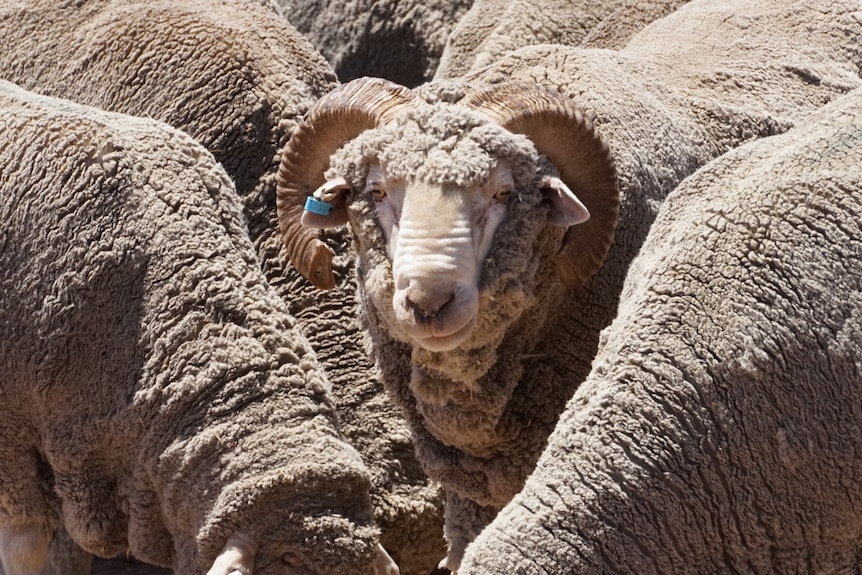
<box><xmin>277</xmin><ymin>77</ymin><xmax>619</xmax><ymax>353</ymax></box>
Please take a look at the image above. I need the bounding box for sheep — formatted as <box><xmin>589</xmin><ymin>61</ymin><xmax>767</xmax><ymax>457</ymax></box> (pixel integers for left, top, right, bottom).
<box><xmin>0</xmin><ymin>80</ymin><xmax>399</xmax><ymax>575</ymax></box>
<box><xmin>432</xmin><ymin>0</ymin><xmax>691</xmax><ymax>80</ymax></box>
<box><xmin>433</xmin><ymin>0</ymin><xmax>632</xmax><ymax>80</ymax></box>
<box><xmin>0</xmin><ymin>2</ymin><xmax>447</xmax><ymax>573</ymax></box>
<box><xmin>275</xmin><ymin>0</ymin><xmax>862</xmax><ymax>569</ymax></box>
<box><xmin>580</xmin><ymin>0</ymin><xmax>691</xmax><ymax>50</ymax></box>
<box><xmin>274</xmin><ymin>0</ymin><xmax>474</xmax><ymax>87</ymax></box>
<box><xmin>458</xmin><ymin>80</ymin><xmax>862</xmax><ymax>575</ymax></box>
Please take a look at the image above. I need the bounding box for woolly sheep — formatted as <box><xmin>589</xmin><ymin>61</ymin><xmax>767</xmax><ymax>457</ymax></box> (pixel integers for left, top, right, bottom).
<box><xmin>276</xmin><ymin>0</ymin><xmax>862</xmax><ymax>569</ymax></box>
<box><xmin>0</xmin><ymin>80</ymin><xmax>398</xmax><ymax>575</ymax></box>
<box><xmin>459</xmin><ymin>81</ymin><xmax>862</xmax><ymax>575</ymax></box>
<box><xmin>275</xmin><ymin>0</ymin><xmax>473</xmax><ymax>86</ymax></box>
<box><xmin>580</xmin><ymin>0</ymin><xmax>691</xmax><ymax>50</ymax></box>
<box><xmin>433</xmin><ymin>0</ymin><xmax>690</xmax><ymax>80</ymax></box>
<box><xmin>0</xmin><ymin>2</ymin><xmax>446</xmax><ymax>573</ymax></box>
<box><xmin>433</xmin><ymin>0</ymin><xmax>632</xmax><ymax>79</ymax></box>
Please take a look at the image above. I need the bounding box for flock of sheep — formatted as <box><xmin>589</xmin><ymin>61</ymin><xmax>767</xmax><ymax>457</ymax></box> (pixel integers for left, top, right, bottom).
<box><xmin>1</xmin><ymin>0</ymin><xmax>861</xmax><ymax>574</ymax></box>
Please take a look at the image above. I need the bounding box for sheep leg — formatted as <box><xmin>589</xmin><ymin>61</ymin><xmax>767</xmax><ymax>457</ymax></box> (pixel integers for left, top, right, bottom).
<box><xmin>45</xmin><ymin>524</ymin><xmax>91</xmax><ymax>575</ymax></box>
<box><xmin>0</xmin><ymin>518</ymin><xmax>52</xmax><ymax>575</ymax></box>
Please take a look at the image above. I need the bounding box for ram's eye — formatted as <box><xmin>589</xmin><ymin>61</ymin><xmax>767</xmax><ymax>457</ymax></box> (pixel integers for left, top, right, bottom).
<box><xmin>493</xmin><ymin>188</ymin><xmax>512</xmax><ymax>203</ymax></box>
<box><xmin>368</xmin><ymin>186</ymin><xmax>387</xmax><ymax>202</ymax></box>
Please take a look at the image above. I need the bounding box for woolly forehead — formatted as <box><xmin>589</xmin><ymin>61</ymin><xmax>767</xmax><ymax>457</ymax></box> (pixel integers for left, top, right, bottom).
<box><xmin>325</xmin><ymin>103</ymin><xmax>541</xmax><ymax>189</ymax></box>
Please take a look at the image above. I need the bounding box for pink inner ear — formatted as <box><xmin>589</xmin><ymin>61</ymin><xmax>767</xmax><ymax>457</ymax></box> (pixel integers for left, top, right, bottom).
<box><xmin>541</xmin><ymin>175</ymin><xmax>590</xmax><ymax>227</ymax></box>
<box><xmin>300</xmin><ymin>179</ymin><xmax>352</xmax><ymax>228</ymax></box>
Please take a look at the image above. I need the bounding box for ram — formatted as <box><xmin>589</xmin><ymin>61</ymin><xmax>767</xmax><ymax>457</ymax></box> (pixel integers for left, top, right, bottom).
<box><xmin>276</xmin><ymin>0</ymin><xmax>862</xmax><ymax>570</ymax></box>
<box><xmin>0</xmin><ymin>2</ymin><xmax>446</xmax><ymax>573</ymax></box>
<box><xmin>0</xmin><ymin>80</ymin><xmax>398</xmax><ymax>575</ymax></box>
<box><xmin>459</xmin><ymin>82</ymin><xmax>862</xmax><ymax>575</ymax></box>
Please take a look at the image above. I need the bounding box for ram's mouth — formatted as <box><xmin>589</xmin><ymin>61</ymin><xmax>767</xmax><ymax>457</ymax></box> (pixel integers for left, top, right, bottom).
<box><xmin>408</xmin><ymin>315</ymin><xmax>477</xmax><ymax>352</ymax></box>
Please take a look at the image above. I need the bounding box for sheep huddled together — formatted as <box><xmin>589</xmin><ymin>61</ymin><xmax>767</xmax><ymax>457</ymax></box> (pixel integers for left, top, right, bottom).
<box><xmin>277</xmin><ymin>0</ymin><xmax>862</xmax><ymax>570</ymax></box>
<box><xmin>4</xmin><ymin>0</ymin><xmax>862</xmax><ymax>574</ymax></box>
<box><xmin>0</xmin><ymin>80</ymin><xmax>396</xmax><ymax>575</ymax></box>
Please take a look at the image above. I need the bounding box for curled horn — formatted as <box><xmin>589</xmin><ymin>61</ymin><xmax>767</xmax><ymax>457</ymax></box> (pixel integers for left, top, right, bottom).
<box><xmin>464</xmin><ymin>82</ymin><xmax>620</xmax><ymax>289</ymax></box>
<box><xmin>276</xmin><ymin>77</ymin><xmax>416</xmax><ymax>289</ymax></box>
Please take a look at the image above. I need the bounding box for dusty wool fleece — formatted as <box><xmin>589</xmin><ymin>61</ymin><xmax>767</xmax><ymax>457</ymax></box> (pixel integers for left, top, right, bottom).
<box><xmin>275</xmin><ymin>0</ymin><xmax>472</xmax><ymax>86</ymax></box>
<box><xmin>580</xmin><ymin>0</ymin><xmax>692</xmax><ymax>50</ymax></box>
<box><xmin>457</xmin><ymin>0</ymin><xmax>862</xmax><ymax>491</ymax></box>
<box><xmin>0</xmin><ymin>82</ymin><xmax>381</xmax><ymax>575</ymax></box>
<box><xmin>434</xmin><ymin>0</ymin><xmax>633</xmax><ymax>79</ymax></box>
<box><xmin>0</xmin><ymin>2</ymin><xmax>448</xmax><ymax>572</ymax></box>
<box><xmin>460</xmin><ymin>83</ymin><xmax>862</xmax><ymax>575</ymax></box>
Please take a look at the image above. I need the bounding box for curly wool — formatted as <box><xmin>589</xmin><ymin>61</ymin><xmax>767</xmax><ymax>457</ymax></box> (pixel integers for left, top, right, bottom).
<box><xmin>323</xmin><ymin>0</ymin><xmax>862</xmax><ymax>570</ymax></box>
<box><xmin>580</xmin><ymin>0</ymin><xmax>692</xmax><ymax>50</ymax></box>
<box><xmin>434</xmin><ymin>0</ymin><xmax>633</xmax><ymax>79</ymax></box>
<box><xmin>0</xmin><ymin>2</ymin><xmax>448</xmax><ymax>572</ymax></box>
<box><xmin>329</xmin><ymin>101</ymin><xmax>540</xmax><ymax>190</ymax></box>
<box><xmin>274</xmin><ymin>0</ymin><xmax>472</xmax><ymax>86</ymax></box>
<box><xmin>460</xmin><ymin>81</ymin><xmax>862</xmax><ymax>575</ymax></box>
<box><xmin>0</xmin><ymin>82</ymin><xmax>379</xmax><ymax>575</ymax></box>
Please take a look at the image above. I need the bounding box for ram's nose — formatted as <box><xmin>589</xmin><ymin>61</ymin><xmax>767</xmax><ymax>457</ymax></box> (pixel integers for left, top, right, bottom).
<box><xmin>404</xmin><ymin>279</ymin><xmax>455</xmax><ymax>323</ymax></box>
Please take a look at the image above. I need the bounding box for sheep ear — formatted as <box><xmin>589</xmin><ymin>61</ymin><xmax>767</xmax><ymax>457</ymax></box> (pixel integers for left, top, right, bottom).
<box><xmin>540</xmin><ymin>175</ymin><xmax>590</xmax><ymax>227</ymax></box>
<box><xmin>300</xmin><ymin>177</ymin><xmax>352</xmax><ymax>228</ymax></box>
<box><xmin>206</xmin><ymin>532</ymin><xmax>256</xmax><ymax>575</ymax></box>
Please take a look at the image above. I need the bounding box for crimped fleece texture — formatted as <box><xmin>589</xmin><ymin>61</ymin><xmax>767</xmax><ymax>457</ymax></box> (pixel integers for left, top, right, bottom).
<box><xmin>434</xmin><ymin>0</ymin><xmax>632</xmax><ymax>79</ymax></box>
<box><xmin>322</xmin><ymin>0</ymin><xmax>862</xmax><ymax>569</ymax></box>
<box><xmin>580</xmin><ymin>0</ymin><xmax>692</xmax><ymax>49</ymax></box>
<box><xmin>274</xmin><ymin>0</ymin><xmax>472</xmax><ymax>86</ymax></box>
<box><xmin>0</xmin><ymin>81</ymin><xmax>380</xmax><ymax>575</ymax></box>
<box><xmin>461</xmin><ymin>81</ymin><xmax>862</xmax><ymax>575</ymax></box>
<box><xmin>0</xmin><ymin>2</ymin><xmax>447</xmax><ymax>572</ymax></box>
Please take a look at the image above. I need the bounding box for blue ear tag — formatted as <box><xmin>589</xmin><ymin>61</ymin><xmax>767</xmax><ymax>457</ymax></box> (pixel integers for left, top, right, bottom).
<box><xmin>304</xmin><ymin>196</ymin><xmax>332</xmax><ymax>216</ymax></box>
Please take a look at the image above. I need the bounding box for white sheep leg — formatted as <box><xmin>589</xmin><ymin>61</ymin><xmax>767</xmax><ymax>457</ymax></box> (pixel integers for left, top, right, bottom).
<box><xmin>0</xmin><ymin>518</ymin><xmax>52</xmax><ymax>575</ymax></box>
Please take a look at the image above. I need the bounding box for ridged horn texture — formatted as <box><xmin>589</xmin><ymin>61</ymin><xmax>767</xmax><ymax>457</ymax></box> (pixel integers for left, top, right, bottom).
<box><xmin>464</xmin><ymin>82</ymin><xmax>620</xmax><ymax>289</ymax></box>
<box><xmin>276</xmin><ymin>77</ymin><xmax>416</xmax><ymax>289</ymax></box>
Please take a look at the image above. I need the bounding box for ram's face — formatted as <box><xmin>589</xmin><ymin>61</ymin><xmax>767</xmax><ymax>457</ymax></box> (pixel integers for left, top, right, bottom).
<box><xmin>360</xmin><ymin>160</ymin><xmax>516</xmax><ymax>352</ymax></box>
<box><xmin>278</xmin><ymin>78</ymin><xmax>619</xmax><ymax>354</ymax></box>
<box><xmin>316</xmin><ymin>114</ymin><xmax>593</xmax><ymax>354</ymax></box>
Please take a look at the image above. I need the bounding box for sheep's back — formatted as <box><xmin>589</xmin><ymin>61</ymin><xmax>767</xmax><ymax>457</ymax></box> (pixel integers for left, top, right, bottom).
<box><xmin>459</xmin><ymin>83</ymin><xmax>862</xmax><ymax>575</ymax></box>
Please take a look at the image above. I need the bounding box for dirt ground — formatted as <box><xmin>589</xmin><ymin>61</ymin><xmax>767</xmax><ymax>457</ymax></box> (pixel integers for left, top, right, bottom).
<box><xmin>91</xmin><ymin>558</ymin><xmax>450</xmax><ymax>574</ymax></box>
<box><xmin>91</xmin><ymin>558</ymin><xmax>171</xmax><ymax>575</ymax></box>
